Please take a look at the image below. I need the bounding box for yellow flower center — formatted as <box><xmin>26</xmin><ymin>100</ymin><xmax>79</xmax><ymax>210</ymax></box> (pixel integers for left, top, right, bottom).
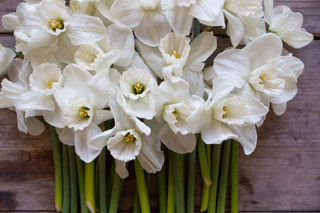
<box><xmin>124</xmin><ymin>133</ymin><xmax>136</xmax><ymax>144</ymax></box>
<box><xmin>259</xmin><ymin>74</ymin><xmax>267</xmax><ymax>84</ymax></box>
<box><xmin>133</xmin><ymin>83</ymin><xmax>145</xmax><ymax>95</ymax></box>
<box><xmin>48</xmin><ymin>18</ymin><xmax>64</xmax><ymax>32</ymax></box>
<box><xmin>79</xmin><ymin>106</ymin><xmax>90</xmax><ymax>119</ymax></box>
<box><xmin>172</xmin><ymin>109</ymin><xmax>178</xmax><ymax>118</ymax></box>
<box><xmin>170</xmin><ymin>50</ymin><xmax>180</xmax><ymax>59</ymax></box>
<box><xmin>47</xmin><ymin>81</ymin><xmax>53</xmax><ymax>89</ymax></box>
<box><xmin>222</xmin><ymin>106</ymin><xmax>228</xmax><ymax>119</ymax></box>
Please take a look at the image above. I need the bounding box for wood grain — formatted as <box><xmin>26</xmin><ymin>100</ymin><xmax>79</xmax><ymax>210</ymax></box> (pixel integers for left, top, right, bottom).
<box><xmin>0</xmin><ymin>0</ymin><xmax>319</xmax><ymax>212</ymax></box>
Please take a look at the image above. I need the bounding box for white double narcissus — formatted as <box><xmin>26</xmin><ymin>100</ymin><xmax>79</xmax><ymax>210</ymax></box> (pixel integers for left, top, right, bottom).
<box><xmin>117</xmin><ymin>67</ymin><xmax>157</xmax><ymax>119</ymax></box>
<box><xmin>214</xmin><ymin>33</ymin><xmax>304</xmax><ymax>115</ymax></box>
<box><xmin>53</xmin><ymin>64</ymin><xmax>116</xmax><ymax>162</ymax></box>
<box><xmin>264</xmin><ymin>0</ymin><xmax>313</xmax><ymax>49</ymax></box>
<box><xmin>187</xmin><ymin>78</ymin><xmax>269</xmax><ymax>155</ymax></box>
<box><xmin>136</xmin><ymin>31</ymin><xmax>217</xmax><ymax>96</ymax></box>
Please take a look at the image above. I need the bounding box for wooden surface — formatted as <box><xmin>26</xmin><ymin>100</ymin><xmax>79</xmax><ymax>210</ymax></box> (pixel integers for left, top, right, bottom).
<box><xmin>0</xmin><ymin>0</ymin><xmax>320</xmax><ymax>212</ymax></box>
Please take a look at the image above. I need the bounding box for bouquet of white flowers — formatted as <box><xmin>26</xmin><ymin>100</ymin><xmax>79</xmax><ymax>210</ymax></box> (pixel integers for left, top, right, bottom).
<box><xmin>0</xmin><ymin>0</ymin><xmax>313</xmax><ymax>212</ymax></box>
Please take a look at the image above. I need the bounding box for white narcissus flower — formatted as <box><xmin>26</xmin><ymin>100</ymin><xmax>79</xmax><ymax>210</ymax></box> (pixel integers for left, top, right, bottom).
<box><xmin>0</xmin><ymin>58</ymin><xmax>45</xmax><ymax>136</ymax></box>
<box><xmin>223</xmin><ymin>0</ymin><xmax>266</xmax><ymax>47</ymax></box>
<box><xmin>90</xmin><ymin>98</ymin><xmax>164</xmax><ymax>178</ymax></box>
<box><xmin>137</xmin><ymin>31</ymin><xmax>217</xmax><ymax>96</ymax></box>
<box><xmin>214</xmin><ymin>33</ymin><xmax>304</xmax><ymax>115</ymax></box>
<box><xmin>2</xmin><ymin>0</ymin><xmax>107</xmax><ymax>54</ymax></box>
<box><xmin>117</xmin><ymin>67</ymin><xmax>157</xmax><ymax>119</ymax></box>
<box><xmin>264</xmin><ymin>0</ymin><xmax>313</xmax><ymax>48</ymax></box>
<box><xmin>53</xmin><ymin>64</ymin><xmax>116</xmax><ymax>162</ymax></box>
<box><xmin>187</xmin><ymin>78</ymin><xmax>268</xmax><ymax>155</ymax></box>
<box><xmin>75</xmin><ymin>24</ymin><xmax>134</xmax><ymax>73</ymax></box>
<box><xmin>153</xmin><ymin>78</ymin><xmax>199</xmax><ymax>154</ymax></box>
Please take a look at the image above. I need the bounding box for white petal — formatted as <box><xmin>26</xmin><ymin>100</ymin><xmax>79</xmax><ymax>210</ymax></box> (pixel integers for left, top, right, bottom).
<box><xmin>26</xmin><ymin>116</ymin><xmax>46</xmax><ymax>136</ymax></box>
<box><xmin>135</xmin><ymin>40</ymin><xmax>164</xmax><ymax>78</ymax></box>
<box><xmin>162</xmin><ymin>7</ymin><xmax>193</xmax><ymax>35</ymax></box>
<box><xmin>271</xmin><ymin>102</ymin><xmax>287</xmax><ymax>115</ymax></box>
<box><xmin>16</xmin><ymin>91</ymin><xmax>55</xmax><ymax>111</ymax></box>
<box><xmin>134</xmin><ymin>11</ymin><xmax>171</xmax><ymax>47</ymax></box>
<box><xmin>188</xmin><ymin>32</ymin><xmax>217</xmax><ymax>68</ymax></box>
<box><xmin>109</xmin><ymin>0</ymin><xmax>144</xmax><ymax>28</ymax></box>
<box><xmin>137</xmin><ymin>133</ymin><xmax>164</xmax><ymax>173</ymax></box>
<box><xmin>243</xmin><ymin>33</ymin><xmax>282</xmax><ymax>70</ymax></box>
<box><xmin>223</xmin><ymin>10</ymin><xmax>244</xmax><ymax>47</ymax></box>
<box><xmin>115</xmin><ymin>159</ymin><xmax>129</xmax><ymax>178</ymax></box>
<box><xmin>74</xmin><ymin>124</ymin><xmax>103</xmax><ymax>162</ymax></box>
<box><xmin>68</xmin><ymin>13</ymin><xmax>107</xmax><ymax>46</ymax></box>
<box><xmin>56</xmin><ymin>127</ymin><xmax>75</xmax><ymax>146</ymax></box>
<box><xmin>106</xmin><ymin>24</ymin><xmax>135</xmax><ymax>66</ymax></box>
<box><xmin>214</xmin><ymin>49</ymin><xmax>249</xmax><ymax>88</ymax></box>
<box><xmin>159</xmin><ymin>124</ymin><xmax>196</xmax><ymax>154</ymax></box>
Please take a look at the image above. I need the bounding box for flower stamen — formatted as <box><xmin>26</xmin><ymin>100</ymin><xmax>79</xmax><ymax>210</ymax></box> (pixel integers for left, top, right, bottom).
<box><xmin>223</xmin><ymin>106</ymin><xmax>228</xmax><ymax>119</ymax></box>
<box><xmin>47</xmin><ymin>81</ymin><xmax>53</xmax><ymax>89</ymax></box>
<box><xmin>170</xmin><ymin>50</ymin><xmax>180</xmax><ymax>59</ymax></box>
<box><xmin>259</xmin><ymin>74</ymin><xmax>267</xmax><ymax>84</ymax></box>
<box><xmin>124</xmin><ymin>133</ymin><xmax>136</xmax><ymax>144</ymax></box>
<box><xmin>79</xmin><ymin>106</ymin><xmax>90</xmax><ymax>119</ymax></box>
<box><xmin>48</xmin><ymin>18</ymin><xmax>64</xmax><ymax>32</ymax></box>
<box><xmin>133</xmin><ymin>83</ymin><xmax>145</xmax><ymax>95</ymax></box>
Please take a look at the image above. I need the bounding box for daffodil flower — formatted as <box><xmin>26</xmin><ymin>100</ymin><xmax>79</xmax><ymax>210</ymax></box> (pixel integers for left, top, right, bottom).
<box><xmin>137</xmin><ymin>31</ymin><xmax>217</xmax><ymax>95</ymax></box>
<box><xmin>52</xmin><ymin>64</ymin><xmax>116</xmax><ymax>162</ymax></box>
<box><xmin>117</xmin><ymin>66</ymin><xmax>157</xmax><ymax>119</ymax></box>
<box><xmin>264</xmin><ymin>0</ymin><xmax>313</xmax><ymax>48</ymax></box>
<box><xmin>187</xmin><ymin>78</ymin><xmax>268</xmax><ymax>155</ymax></box>
<box><xmin>213</xmin><ymin>33</ymin><xmax>304</xmax><ymax>115</ymax></box>
<box><xmin>0</xmin><ymin>58</ymin><xmax>45</xmax><ymax>136</ymax></box>
<box><xmin>2</xmin><ymin>0</ymin><xmax>107</xmax><ymax>54</ymax></box>
<box><xmin>90</xmin><ymin>98</ymin><xmax>164</xmax><ymax>178</ymax></box>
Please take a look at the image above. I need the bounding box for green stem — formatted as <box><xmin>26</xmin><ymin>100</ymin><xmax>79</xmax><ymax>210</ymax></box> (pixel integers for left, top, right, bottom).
<box><xmin>158</xmin><ymin>159</ymin><xmax>167</xmax><ymax>213</ymax></box>
<box><xmin>186</xmin><ymin>148</ymin><xmax>196</xmax><ymax>213</ymax></box>
<box><xmin>50</xmin><ymin>126</ymin><xmax>63</xmax><ymax>212</ymax></box>
<box><xmin>200</xmin><ymin>143</ymin><xmax>212</xmax><ymax>212</ymax></box>
<box><xmin>167</xmin><ymin>152</ymin><xmax>175</xmax><ymax>213</ymax></box>
<box><xmin>207</xmin><ymin>144</ymin><xmax>222</xmax><ymax>213</ymax></box>
<box><xmin>133</xmin><ymin>184</ymin><xmax>141</xmax><ymax>213</ymax></box>
<box><xmin>85</xmin><ymin>161</ymin><xmax>95</xmax><ymax>213</ymax></box>
<box><xmin>134</xmin><ymin>159</ymin><xmax>151</xmax><ymax>213</ymax></box>
<box><xmin>98</xmin><ymin>148</ymin><xmax>107</xmax><ymax>213</ymax></box>
<box><xmin>76</xmin><ymin>156</ymin><xmax>90</xmax><ymax>213</ymax></box>
<box><xmin>231</xmin><ymin>141</ymin><xmax>239</xmax><ymax>213</ymax></box>
<box><xmin>67</xmin><ymin>146</ymin><xmax>78</xmax><ymax>213</ymax></box>
<box><xmin>198</xmin><ymin>137</ymin><xmax>212</xmax><ymax>187</ymax></box>
<box><xmin>170</xmin><ymin>151</ymin><xmax>185</xmax><ymax>213</ymax></box>
<box><xmin>109</xmin><ymin>162</ymin><xmax>124</xmax><ymax>213</ymax></box>
<box><xmin>61</xmin><ymin>144</ymin><xmax>70</xmax><ymax>213</ymax></box>
<box><xmin>216</xmin><ymin>141</ymin><xmax>232</xmax><ymax>213</ymax></box>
